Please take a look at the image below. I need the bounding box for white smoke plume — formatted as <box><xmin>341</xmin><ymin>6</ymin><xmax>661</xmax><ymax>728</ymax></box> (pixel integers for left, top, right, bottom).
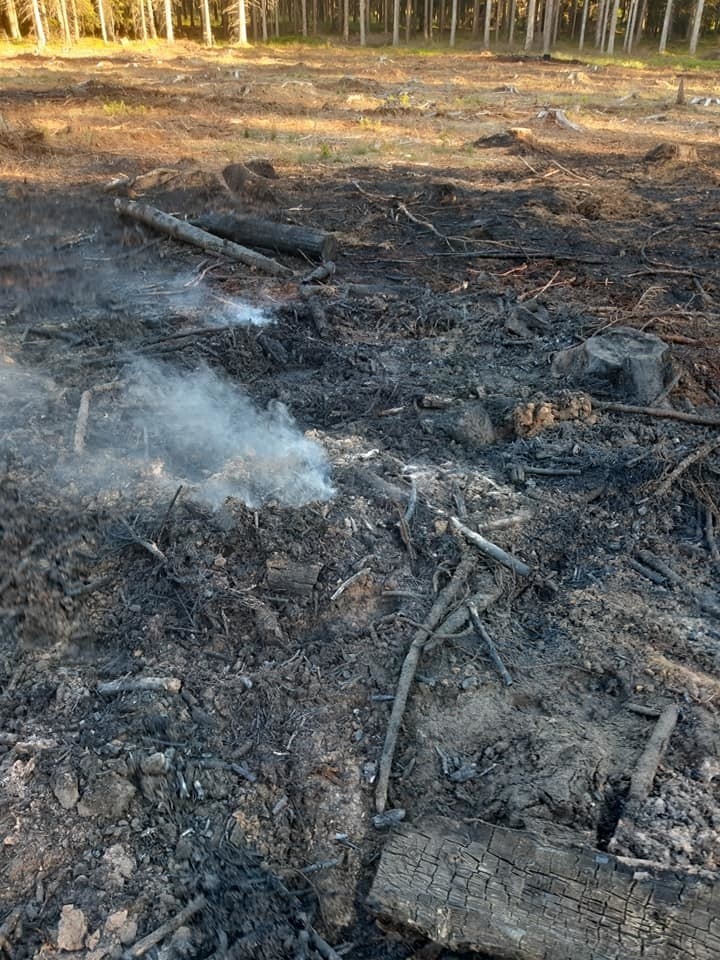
<box><xmin>123</xmin><ymin>359</ymin><xmax>333</xmax><ymax>508</ymax></box>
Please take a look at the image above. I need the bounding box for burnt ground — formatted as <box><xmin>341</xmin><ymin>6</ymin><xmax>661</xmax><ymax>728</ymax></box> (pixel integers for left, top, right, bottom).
<box><xmin>1</xmin><ymin>41</ymin><xmax>720</xmax><ymax>960</ymax></box>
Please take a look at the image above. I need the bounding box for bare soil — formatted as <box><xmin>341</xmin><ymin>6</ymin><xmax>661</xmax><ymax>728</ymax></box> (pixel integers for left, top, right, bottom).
<box><xmin>1</xmin><ymin>42</ymin><xmax>719</xmax><ymax>960</ymax></box>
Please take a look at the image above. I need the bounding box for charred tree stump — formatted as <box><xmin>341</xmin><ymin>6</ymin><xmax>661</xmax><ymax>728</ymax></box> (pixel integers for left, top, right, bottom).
<box><xmin>265</xmin><ymin>558</ymin><xmax>323</xmax><ymax>597</ymax></box>
<box><xmin>191</xmin><ymin>213</ymin><xmax>337</xmax><ymax>262</ymax></box>
<box><xmin>368</xmin><ymin>818</ymin><xmax>720</xmax><ymax>960</ymax></box>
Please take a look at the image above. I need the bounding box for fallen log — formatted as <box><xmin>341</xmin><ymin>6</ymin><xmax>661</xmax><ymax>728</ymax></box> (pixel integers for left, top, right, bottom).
<box><xmin>191</xmin><ymin>212</ymin><xmax>337</xmax><ymax>262</ymax></box>
<box><xmin>368</xmin><ymin>817</ymin><xmax>720</xmax><ymax>960</ymax></box>
<box><xmin>113</xmin><ymin>199</ymin><xmax>293</xmax><ymax>278</ymax></box>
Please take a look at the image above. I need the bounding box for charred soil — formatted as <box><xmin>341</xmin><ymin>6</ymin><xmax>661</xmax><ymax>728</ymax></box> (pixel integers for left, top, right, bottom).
<box><xmin>1</xmin><ymin>42</ymin><xmax>719</xmax><ymax>960</ymax></box>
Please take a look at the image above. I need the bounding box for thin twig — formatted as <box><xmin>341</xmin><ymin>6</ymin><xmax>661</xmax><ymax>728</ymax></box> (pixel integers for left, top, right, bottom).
<box><xmin>120</xmin><ymin>519</ymin><xmax>168</xmax><ymax>564</ymax></box>
<box><xmin>706</xmin><ymin>507</ymin><xmax>720</xmax><ymax>562</ymax></box>
<box><xmin>627</xmin><ymin>704</ymin><xmax>680</xmax><ymax>808</ymax></box>
<box><xmin>155</xmin><ymin>485</ymin><xmax>184</xmax><ymax>543</ymax></box>
<box><xmin>375</xmin><ymin>556</ymin><xmax>474</xmax><ymax>813</ymax></box>
<box><xmin>593</xmin><ymin>399</ymin><xmax>720</xmax><ymax>428</ymax></box>
<box><xmin>73</xmin><ymin>389</ymin><xmax>92</xmax><ymax>455</ymax></box>
<box><xmin>125</xmin><ymin>895</ymin><xmax>207</xmax><ymax>958</ymax></box>
<box><xmin>403</xmin><ymin>476</ymin><xmax>418</xmax><ymax>525</ymax></box>
<box><xmin>655</xmin><ymin>437</ymin><xmax>720</xmax><ymax>497</ymax></box>
<box><xmin>331</xmin><ymin>567</ymin><xmax>371</xmax><ymax>601</ymax></box>
<box><xmin>450</xmin><ymin>517</ymin><xmax>531</xmax><ymax>577</ymax></box>
<box><xmin>466</xmin><ymin>602</ymin><xmax>513</xmax><ymax>686</ymax></box>
<box><xmin>98</xmin><ymin>676</ymin><xmax>182</xmax><ymax>695</ymax></box>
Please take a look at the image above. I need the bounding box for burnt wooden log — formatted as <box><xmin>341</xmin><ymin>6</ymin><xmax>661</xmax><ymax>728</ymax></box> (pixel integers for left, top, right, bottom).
<box><xmin>114</xmin><ymin>199</ymin><xmax>292</xmax><ymax>277</ymax></box>
<box><xmin>266</xmin><ymin>558</ymin><xmax>322</xmax><ymax>597</ymax></box>
<box><xmin>191</xmin><ymin>213</ymin><xmax>337</xmax><ymax>262</ymax></box>
<box><xmin>368</xmin><ymin>817</ymin><xmax>720</xmax><ymax>960</ymax></box>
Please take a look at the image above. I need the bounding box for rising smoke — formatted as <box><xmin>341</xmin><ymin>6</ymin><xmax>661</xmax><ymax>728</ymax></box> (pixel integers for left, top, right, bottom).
<box><xmin>123</xmin><ymin>359</ymin><xmax>334</xmax><ymax>508</ymax></box>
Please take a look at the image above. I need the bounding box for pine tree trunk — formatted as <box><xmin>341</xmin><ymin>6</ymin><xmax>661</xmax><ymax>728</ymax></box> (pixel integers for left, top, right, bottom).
<box><xmin>507</xmin><ymin>0</ymin><xmax>515</xmax><ymax>41</ymax></box>
<box><xmin>97</xmin><ymin>0</ymin><xmax>108</xmax><ymax>41</ymax></box>
<box><xmin>405</xmin><ymin>0</ymin><xmax>410</xmax><ymax>39</ymax></box>
<box><xmin>688</xmin><ymin>0</ymin><xmax>705</xmax><ymax>52</ymax></box>
<box><xmin>633</xmin><ymin>0</ymin><xmax>646</xmax><ymax>43</ymax></box>
<box><xmin>594</xmin><ymin>0</ymin><xmax>606</xmax><ymax>44</ymax></box>
<box><xmin>605</xmin><ymin>0</ymin><xmax>620</xmax><ymax>50</ymax></box>
<box><xmin>146</xmin><ymin>0</ymin><xmax>157</xmax><ymax>36</ymax></box>
<box><xmin>138</xmin><ymin>0</ymin><xmax>148</xmax><ymax>39</ymax></box>
<box><xmin>359</xmin><ymin>0</ymin><xmax>366</xmax><ymax>41</ymax></box>
<box><xmin>578</xmin><ymin>0</ymin><xmax>588</xmax><ymax>47</ymax></box>
<box><xmin>69</xmin><ymin>0</ymin><xmax>80</xmax><ymax>39</ymax></box>
<box><xmin>57</xmin><ymin>0</ymin><xmax>72</xmax><ymax>44</ymax></box>
<box><xmin>31</xmin><ymin>0</ymin><xmax>47</xmax><ymax>46</ymax></box>
<box><xmin>5</xmin><ymin>0</ymin><xmax>21</xmax><ymax>38</ymax></box>
<box><xmin>623</xmin><ymin>0</ymin><xmax>637</xmax><ymax>47</ymax></box>
<box><xmin>201</xmin><ymin>0</ymin><xmax>213</xmax><ymax>44</ymax></box>
<box><xmin>483</xmin><ymin>0</ymin><xmax>491</xmax><ymax>46</ymax></box>
<box><xmin>658</xmin><ymin>0</ymin><xmax>673</xmax><ymax>51</ymax></box>
<box><xmin>471</xmin><ymin>0</ymin><xmax>479</xmax><ymax>36</ymax></box>
<box><xmin>449</xmin><ymin>0</ymin><xmax>457</xmax><ymax>43</ymax></box>
<box><xmin>162</xmin><ymin>0</ymin><xmax>173</xmax><ymax>39</ymax></box>
<box><xmin>261</xmin><ymin>0</ymin><xmax>268</xmax><ymax>39</ymax></box>
<box><xmin>542</xmin><ymin>0</ymin><xmax>554</xmax><ymax>52</ymax></box>
<box><xmin>524</xmin><ymin>0</ymin><xmax>536</xmax><ymax>47</ymax></box>
<box><xmin>237</xmin><ymin>0</ymin><xmax>247</xmax><ymax>41</ymax></box>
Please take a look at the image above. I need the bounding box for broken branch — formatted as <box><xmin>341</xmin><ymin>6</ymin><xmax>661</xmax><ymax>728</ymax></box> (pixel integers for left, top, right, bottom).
<box><xmin>375</xmin><ymin>555</ymin><xmax>474</xmax><ymax>813</ymax></box>
<box><xmin>593</xmin><ymin>399</ymin><xmax>720</xmax><ymax>427</ymax></box>
<box><xmin>627</xmin><ymin>703</ymin><xmax>680</xmax><ymax>809</ymax></box>
<box><xmin>450</xmin><ymin>517</ymin><xmax>531</xmax><ymax>577</ymax></box>
<box><xmin>125</xmin><ymin>895</ymin><xmax>206</xmax><ymax>958</ymax></box>
<box><xmin>655</xmin><ymin>436</ymin><xmax>720</xmax><ymax>497</ymax></box>
<box><xmin>466</xmin><ymin>602</ymin><xmax>513</xmax><ymax>686</ymax></box>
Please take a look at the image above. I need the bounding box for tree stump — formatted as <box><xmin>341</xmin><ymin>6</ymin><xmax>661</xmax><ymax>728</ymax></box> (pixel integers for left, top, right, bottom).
<box><xmin>551</xmin><ymin>326</ymin><xmax>673</xmax><ymax>404</ymax></box>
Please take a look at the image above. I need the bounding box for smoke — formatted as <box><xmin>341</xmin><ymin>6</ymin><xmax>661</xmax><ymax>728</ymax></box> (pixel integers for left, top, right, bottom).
<box><xmin>135</xmin><ymin>272</ymin><xmax>271</xmax><ymax>328</ymax></box>
<box><xmin>122</xmin><ymin>359</ymin><xmax>333</xmax><ymax>508</ymax></box>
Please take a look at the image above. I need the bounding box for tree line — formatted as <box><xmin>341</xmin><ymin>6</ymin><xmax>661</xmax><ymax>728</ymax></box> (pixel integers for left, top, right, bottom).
<box><xmin>2</xmin><ymin>0</ymin><xmax>715</xmax><ymax>55</ymax></box>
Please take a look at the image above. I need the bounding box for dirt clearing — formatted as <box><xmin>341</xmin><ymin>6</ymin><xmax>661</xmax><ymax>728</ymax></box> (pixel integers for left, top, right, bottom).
<box><xmin>1</xmin><ymin>42</ymin><xmax>719</xmax><ymax>960</ymax></box>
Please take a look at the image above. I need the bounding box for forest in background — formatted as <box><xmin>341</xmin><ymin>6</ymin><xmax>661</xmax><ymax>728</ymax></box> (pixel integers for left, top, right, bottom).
<box><xmin>2</xmin><ymin>0</ymin><xmax>720</xmax><ymax>59</ymax></box>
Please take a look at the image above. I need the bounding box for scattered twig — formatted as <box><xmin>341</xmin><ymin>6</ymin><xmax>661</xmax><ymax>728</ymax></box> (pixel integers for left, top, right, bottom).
<box><xmin>124</xmin><ymin>895</ymin><xmax>207</xmax><ymax>958</ymax></box>
<box><xmin>120</xmin><ymin>519</ymin><xmax>168</xmax><ymax>564</ymax></box>
<box><xmin>310</xmin><ymin>928</ymin><xmax>344</xmax><ymax>960</ymax></box>
<box><xmin>635</xmin><ymin>550</ymin><xmax>720</xmax><ymax>618</ymax></box>
<box><xmin>655</xmin><ymin>437</ymin><xmax>720</xmax><ymax>497</ymax></box>
<box><xmin>593</xmin><ymin>399</ymin><xmax>720</xmax><ymax>427</ymax></box>
<box><xmin>0</xmin><ymin>733</ymin><xmax>57</xmax><ymax>750</ymax></box>
<box><xmin>450</xmin><ymin>481</ymin><xmax>467</xmax><ymax>520</ymax></box>
<box><xmin>72</xmin><ymin>389</ymin><xmax>92</xmax><ymax>455</ymax></box>
<box><xmin>97</xmin><ymin>676</ymin><xmax>182</xmax><ymax>695</ymax></box>
<box><xmin>155</xmin><ymin>485</ymin><xmax>184</xmax><ymax>543</ymax></box>
<box><xmin>650</xmin><ymin>370</ymin><xmax>682</xmax><ymax>407</ymax></box>
<box><xmin>627</xmin><ymin>704</ymin><xmax>680</xmax><ymax>810</ymax></box>
<box><xmin>403</xmin><ymin>476</ymin><xmax>418</xmax><ymax>525</ymax></box>
<box><xmin>450</xmin><ymin>517</ymin><xmax>531</xmax><ymax>577</ymax></box>
<box><xmin>466</xmin><ymin>602</ymin><xmax>513</xmax><ymax>686</ymax></box>
<box><xmin>706</xmin><ymin>507</ymin><xmax>720</xmax><ymax>562</ymax></box>
<box><xmin>626</xmin><ymin>703</ymin><xmax>662</xmax><ymax>718</ymax></box>
<box><xmin>627</xmin><ymin>557</ymin><xmax>667</xmax><ymax>586</ymax></box>
<box><xmin>375</xmin><ymin>556</ymin><xmax>474</xmax><ymax>813</ymax></box>
<box><xmin>396</xmin><ymin>202</ymin><xmax>449</xmax><ymax>245</ymax></box>
<box><xmin>331</xmin><ymin>568</ymin><xmax>371</xmax><ymax>602</ymax></box>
